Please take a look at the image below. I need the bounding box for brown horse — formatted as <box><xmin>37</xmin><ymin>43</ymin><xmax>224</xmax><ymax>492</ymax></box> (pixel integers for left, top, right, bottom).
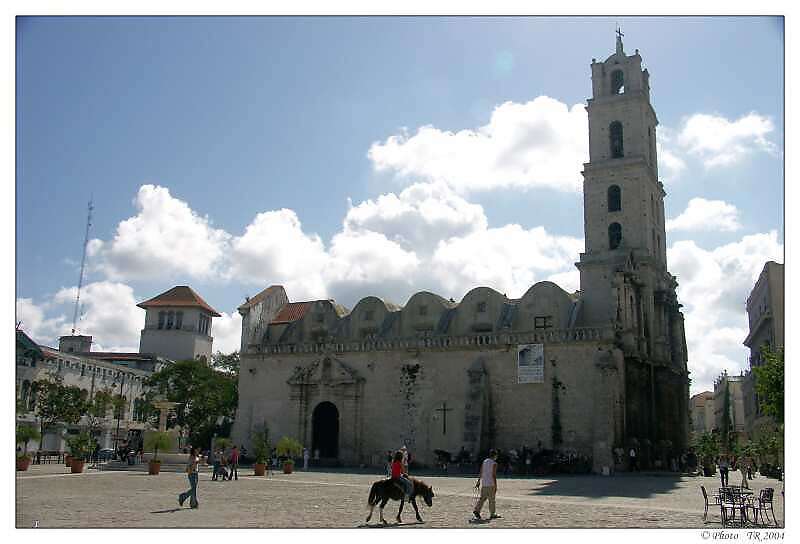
<box><xmin>366</xmin><ymin>477</ymin><xmax>434</xmax><ymax>524</ymax></box>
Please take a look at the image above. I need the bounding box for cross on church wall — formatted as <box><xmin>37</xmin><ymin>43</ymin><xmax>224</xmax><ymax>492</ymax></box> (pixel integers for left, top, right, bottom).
<box><xmin>435</xmin><ymin>401</ymin><xmax>453</xmax><ymax>435</ymax></box>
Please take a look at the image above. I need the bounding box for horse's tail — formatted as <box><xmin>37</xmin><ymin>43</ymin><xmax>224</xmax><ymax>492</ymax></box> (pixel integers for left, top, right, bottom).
<box><xmin>367</xmin><ymin>482</ymin><xmax>379</xmax><ymax>508</ymax></box>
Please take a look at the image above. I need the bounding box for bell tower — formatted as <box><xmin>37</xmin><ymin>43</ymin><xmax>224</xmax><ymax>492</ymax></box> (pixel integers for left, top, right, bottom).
<box><xmin>577</xmin><ymin>30</ymin><xmax>668</xmax><ymax>328</ymax></box>
<box><xmin>575</xmin><ymin>31</ymin><xmax>689</xmax><ymax>458</ymax></box>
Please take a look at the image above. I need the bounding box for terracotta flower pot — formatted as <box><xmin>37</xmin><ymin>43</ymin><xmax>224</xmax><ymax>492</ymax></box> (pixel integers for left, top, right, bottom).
<box><xmin>16</xmin><ymin>457</ymin><xmax>32</xmax><ymax>471</ymax></box>
<box><xmin>283</xmin><ymin>462</ymin><xmax>294</xmax><ymax>474</ymax></box>
<box><xmin>148</xmin><ymin>460</ymin><xmax>161</xmax><ymax>475</ymax></box>
<box><xmin>70</xmin><ymin>459</ymin><xmax>85</xmax><ymax>473</ymax></box>
<box><xmin>65</xmin><ymin>454</ymin><xmax>72</xmax><ymax>467</ymax></box>
<box><xmin>254</xmin><ymin>463</ymin><xmax>266</xmax><ymax>476</ymax></box>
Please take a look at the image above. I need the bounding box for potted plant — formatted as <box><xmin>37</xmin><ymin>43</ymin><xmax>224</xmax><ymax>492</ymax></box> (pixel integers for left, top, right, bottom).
<box><xmin>275</xmin><ymin>436</ymin><xmax>303</xmax><ymax>474</ymax></box>
<box><xmin>65</xmin><ymin>431</ymin><xmax>94</xmax><ymax>474</ymax></box>
<box><xmin>251</xmin><ymin>427</ymin><xmax>270</xmax><ymax>476</ymax></box>
<box><xmin>16</xmin><ymin>424</ymin><xmax>41</xmax><ymax>471</ymax></box>
<box><xmin>144</xmin><ymin>431</ymin><xmax>173</xmax><ymax>475</ymax></box>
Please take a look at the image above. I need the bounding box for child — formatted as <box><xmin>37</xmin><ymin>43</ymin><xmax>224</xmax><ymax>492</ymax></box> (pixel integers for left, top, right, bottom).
<box><xmin>390</xmin><ymin>450</ymin><xmax>413</xmax><ymax>499</ymax></box>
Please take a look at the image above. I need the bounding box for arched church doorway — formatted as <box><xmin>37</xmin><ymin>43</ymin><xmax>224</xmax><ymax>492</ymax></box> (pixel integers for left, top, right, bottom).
<box><xmin>312</xmin><ymin>401</ymin><xmax>339</xmax><ymax>459</ymax></box>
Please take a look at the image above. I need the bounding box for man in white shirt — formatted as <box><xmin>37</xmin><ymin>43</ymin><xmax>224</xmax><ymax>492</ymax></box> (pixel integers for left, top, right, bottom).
<box><xmin>473</xmin><ymin>449</ymin><xmax>500</xmax><ymax>520</ymax></box>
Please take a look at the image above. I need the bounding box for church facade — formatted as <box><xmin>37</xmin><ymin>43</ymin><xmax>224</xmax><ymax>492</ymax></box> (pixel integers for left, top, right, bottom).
<box><xmin>231</xmin><ymin>36</ymin><xmax>689</xmax><ymax>473</ymax></box>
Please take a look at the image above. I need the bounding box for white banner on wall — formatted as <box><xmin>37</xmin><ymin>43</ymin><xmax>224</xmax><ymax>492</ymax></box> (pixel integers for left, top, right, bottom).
<box><xmin>517</xmin><ymin>343</ymin><xmax>544</xmax><ymax>384</ymax></box>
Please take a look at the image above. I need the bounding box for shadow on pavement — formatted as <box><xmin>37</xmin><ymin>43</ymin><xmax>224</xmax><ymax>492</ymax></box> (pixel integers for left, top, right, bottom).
<box><xmin>151</xmin><ymin>508</ymin><xmax>192</xmax><ymax>514</ymax></box>
<box><xmin>528</xmin><ymin>475</ymin><xmax>684</xmax><ymax>499</ymax></box>
<box><xmin>357</xmin><ymin>520</ymin><xmax>425</xmax><ymax>528</ymax></box>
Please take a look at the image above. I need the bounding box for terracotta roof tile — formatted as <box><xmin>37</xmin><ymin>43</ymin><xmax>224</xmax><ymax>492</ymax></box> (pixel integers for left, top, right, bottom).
<box><xmin>270</xmin><ymin>302</ymin><xmax>313</xmax><ymax>324</ymax></box>
<box><xmin>137</xmin><ymin>286</ymin><xmax>221</xmax><ymax>317</ymax></box>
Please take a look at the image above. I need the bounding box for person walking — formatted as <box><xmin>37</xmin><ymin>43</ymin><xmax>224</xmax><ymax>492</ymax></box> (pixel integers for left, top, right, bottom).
<box><xmin>178</xmin><ymin>447</ymin><xmax>200</xmax><ymax>509</ymax></box>
<box><xmin>629</xmin><ymin>447</ymin><xmax>638</xmax><ymax>472</ymax></box>
<box><xmin>229</xmin><ymin>445</ymin><xmax>239</xmax><ymax>481</ymax></box>
<box><xmin>303</xmin><ymin>447</ymin><xmax>310</xmax><ymax>471</ymax></box>
<box><xmin>208</xmin><ymin>447</ymin><xmax>219</xmax><ymax>481</ymax></box>
<box><xmin>473</xmin><ymin>449</ymin><xmax>500</xmax><ymax>521</ymax></box>
<box><xmin>739</xmin><ymin>456</ymin><xmax>749</xmax><ymax>489</ymax></box>
<box><xmin>718</xmin><ymin>454</ymin><xmax>730</xmax><ymax>487</ymax></box>
<box><xmin>400</xmin><ymin>445</ymin><xmax>410</xmax><ymax>475</ymax></box>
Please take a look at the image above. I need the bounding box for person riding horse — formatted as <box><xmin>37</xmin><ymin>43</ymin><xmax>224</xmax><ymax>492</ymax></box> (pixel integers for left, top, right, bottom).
<box><xmin>390</xmin><ymin>450</ymin><xmax>413</xmax><ymax>498</ymax></box>
<box><xmin>366</xmin><ymin>475</ymin><xmax>434</xmax><ymax>525</ymax></box>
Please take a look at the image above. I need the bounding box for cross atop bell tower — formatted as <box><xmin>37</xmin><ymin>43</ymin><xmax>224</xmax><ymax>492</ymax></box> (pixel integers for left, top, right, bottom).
<box><xmin>616</xmin><ymin>26</ymin><xmax>624</xmax><ymax>55</ymax></box>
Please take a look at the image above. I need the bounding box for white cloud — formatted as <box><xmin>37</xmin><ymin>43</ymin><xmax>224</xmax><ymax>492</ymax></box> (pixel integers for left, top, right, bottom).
<box><xmin>344</xmin><ymin>181</ymin><xmax>486</xmax><ymax>253</ymax></box>
<box><xmin>666</xmin><ymin>197</ymin><xmax>742</xmax><ymax>233</ymax></box>
<box><xmin>226</xmin><ymin>208</ymin><xmax>329</xmax><ymax>300</ymax></box>
<box><xmin>90</xmin><ymin>185</ymin><xmax>230</xmax><ymax>282</ymax></box>
<box><xmin>17</xmin><ymin>281</ymin><xmax>143</xmax><ymax>351</ymax></box>
<box><xmin>676</xmin><ymin>112</ymin><xmax>778</xmax><ymax>168</ymax></box>
<box><xmin>211</xmin><ymin>311</ymin><xmax>243</xmax><ymax>355</ymax></box>
<box><xmin>368</xmin><ymin>96</ymin><xmax>588</xmax><ymax>194</ymax></box>
<box><xmin>52</xmin><ymin>281</ymin><xmax>143</xmax><ymax>351</ymax></box>
<box><xmin>668</xmin><ymin>231</ymin><xmax>783</xmax><ymax>394</ymax></box>
<box><xmin>656</xmin><ymin>127</ymin><xmax>687</xmax><ymax>182</ymax></box>
<box><xmin>430</xmin><ymin>224</ymin><xmax>583</xmax><ymax>299</ymax></box>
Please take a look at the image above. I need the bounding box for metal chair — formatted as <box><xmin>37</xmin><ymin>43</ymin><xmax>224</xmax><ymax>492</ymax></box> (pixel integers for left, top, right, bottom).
<box><xmin>700</xmin><ymin>485</ymin><xmax>720</xmax><ymax>522</ymax></box>
<box><xmin>750</xmin><ymin>487</ymin><xmax>777</xmax><ymax>527</ymax></box>
<box><xmin>719</xmin><ymin>487</ymin><xmax>748</xmax><ymax>527</ymax></box>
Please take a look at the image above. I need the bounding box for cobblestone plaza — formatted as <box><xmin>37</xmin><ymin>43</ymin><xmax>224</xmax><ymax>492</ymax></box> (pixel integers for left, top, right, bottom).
<box><xmin>16</xmin><ymin>465</ymin><xmax>784</xmax><ymax>529</ymax></box>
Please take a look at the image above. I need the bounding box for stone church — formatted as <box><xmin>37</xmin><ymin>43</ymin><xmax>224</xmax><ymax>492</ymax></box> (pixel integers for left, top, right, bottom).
<box><xmin>231</xmin><ymin>35</ymin><xmax>689</xmax><ymax>473</ymax></box>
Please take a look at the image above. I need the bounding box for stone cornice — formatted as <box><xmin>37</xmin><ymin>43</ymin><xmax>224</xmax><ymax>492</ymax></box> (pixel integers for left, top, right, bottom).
<box><xmin>249</xmin><ymin>325</ymin><xmax>617</xmax><ymax>356</ymax></box>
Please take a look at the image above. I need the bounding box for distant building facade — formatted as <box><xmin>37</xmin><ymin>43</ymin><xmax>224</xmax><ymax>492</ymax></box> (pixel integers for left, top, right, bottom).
<box><xmin>713</xmin><ymin>372</ymin><xmax>747</xmax><ymax>446</ymax></box>
<box><xmin>689</xmin><ymin>391</ymin><xmax>714</xmax><ymax>441</ymax></box>
<box><xmin>742</xmin><ymin>261</ymin><xmax>784</xmax><ymax>438</ymax></box>
<box><xmin>15</xmin><ymin>329</ymin><xmax>165</xmax><ymax>452</ymax></box>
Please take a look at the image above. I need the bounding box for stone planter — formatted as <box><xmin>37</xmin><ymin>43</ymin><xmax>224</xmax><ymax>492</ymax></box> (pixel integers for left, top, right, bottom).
<box><xmin>16</xmin><ymin>456</ymin><xmax>32</xmax><ymax>471</ymax></box>
<box><xmin>254</xmin><ymin>463</ymin><xmax>266</xmax><ymax>476</ymax></box>
<box><xmin>148</xmin><ymin>460</ymin><xmax>161</xmax><ymax>475</ymax></box>
<box><xmin>70</xmin><ymin>459</ymin><xmax>85</xmax><ymax>473</ymax></box>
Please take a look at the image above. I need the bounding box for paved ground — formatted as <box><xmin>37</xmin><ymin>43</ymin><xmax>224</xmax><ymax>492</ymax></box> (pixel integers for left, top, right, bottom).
<box><xmin>15</xmin><ymin>464</ymin><xmax>785</xmax><ymax>529</ymax></box>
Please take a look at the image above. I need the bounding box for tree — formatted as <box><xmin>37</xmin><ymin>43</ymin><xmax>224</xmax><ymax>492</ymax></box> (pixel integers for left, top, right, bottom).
<box><xmin>251</xmin><ymin>425</ymin><xmax>270</xmax><ymax>464</ymax></box>
<box><xmin>16</xmin><ymin>424</ymin><xmax>41</xmax><ymax>458</ymax></box>
<box><xmin>211</xmin><ymin>351</ymin><xmax>240</xmax><ymax>376</ymax></box>
<box><xmin>753</xmin><ymin>347</ymin><xmax>784</xmax><ymax>425</ymax></box>
<box><xmin>85</xmin><ymin>389</ymin><xmax>114</xmax><ymax>434</ymax></box>
<box><xmin>146</xmin><ymin>359</ymin><xmax>238</xmax><ymax>446</ymax></box>
<box><xmin>719</xmin><ymin>378</ymin><xmax>735</xmax><ymax>454</ymax></box>
<box><xmin>34</xmin><ymin>374</ymin><xmax>87</xmax><ymax>439</ymax></box>
<box><xmin>144</xmin><ymin>431</ymin><xmax>173</xmax><ymax>463</ymax></box>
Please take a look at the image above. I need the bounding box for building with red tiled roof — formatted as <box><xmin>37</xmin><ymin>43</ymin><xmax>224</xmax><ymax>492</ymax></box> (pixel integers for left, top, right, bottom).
<box><xmin>138</xmin><ymin>285</ymin><xmax>221</xmax><ymax>362</ymax></box>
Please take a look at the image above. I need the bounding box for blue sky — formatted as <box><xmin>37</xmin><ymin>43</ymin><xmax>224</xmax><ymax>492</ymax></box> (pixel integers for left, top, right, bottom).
<box><xmin>15</xmin><ymin>16</ymin><xmax>784</xmax><ymax>394</ymax></box>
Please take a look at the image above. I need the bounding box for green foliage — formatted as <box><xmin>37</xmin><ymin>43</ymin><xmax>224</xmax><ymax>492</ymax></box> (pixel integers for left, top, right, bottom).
<box><xmin>34</xmin><ymin>374</ymin><xmax>87</xmax><ymax>436</ymax></box>
<box><xmin>145</xmin><ymin>359</ymin><xmax>238</xmax><ymax>445</ymax></box>
<box><xmin>16</xmin><ymin>424</ymin><xmax>41</xmax><ymax>457</ymax></box>
<box><xmin>144</xmin><ymin>431</ymin><xmax>174</xmax><ymax>462</ymax></box>
<box><xmin>85</xmin><ymin>389</ymin><xmax>114</xmax><ymax>431</ymax></box>
<box><xmin>275</xmin><ymin>436</ymin><xmax>303</xmax><ymax>459</ymax></box>
<box><xmin>66</xmin><ymin>431</ymin><xmax>95</xmax><ymax>461</ymax></box>
<box><xmin>211</xmin><ymin>351</ymin><xmax>240</xmax><ymax>376</ymax></box>
<box><xmin>719</xmin><ymin>380</ymin><xmax>734</xmax><ymax>453</ymax></box>
<box><xmin>251</xmin><ymin>426</ymin><xmax>270</xmax><ymax>464</ymax></box>
<box><xmin>694</xmin><ymin>432</ymin><xmax>720</xmax><ymax>466</ymax></box>
<box><xmin>214</xmin><ymin>437</ymin><xmax>233</xmax><ymax>451</ymax></box>
<box><xmin>754</xmin><ymin>347</ymin><xmax>784</xmax><ymax>425</ymax></box>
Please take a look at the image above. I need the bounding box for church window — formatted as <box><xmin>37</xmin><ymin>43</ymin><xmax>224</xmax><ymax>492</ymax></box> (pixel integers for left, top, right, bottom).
<box><xmin>609</xmin><ymin>222</ymin><xmax>622</xmax><ymax>250</ymax></box>
<box><xmin>652</xmin><ymin>229</ymin><xmax>656</xmax><ymax>251</ymax></box>
<box><xmin>166</xmin><ymin>311</ymin><xmax>174</xmax><ymax>329</ymax></box>
<box><xmin>608</xmin><ymin>185</ymin><xmax>621</xmax><ymax>212</ymax></box>
<box><xmin>657</xmin><ymin>234</ymin><xmax>661</xmax><ymax>254</ymax></box>
<box><xmin>157</xmin><ymin>311</ymin><xmax>165</xmax><ymax>329</ymax></box>
<box><xmin>418</xmin><ymin>305</ymin><xmax>428</xmax><ymax>316</ymax></box>
<box><xmin>176</xmin><ymin>311</ymin><xmax>183</xmax><ymax>330</ymax></box>
<box><xmin>476</xmin><ymin>301</ymin><xmax>487</xmax><ymax>313</ymax></box>
<box><xmin>363</xmin><ymin>310</ymin><xmax>374</xmax><ymax>321</ymax></box>
<box><xmin>198</xmin><ymin>314</ymin><xmax>210</xmax><ymax>335</ymax></box>
<box><xmin>534</xmin><ymin>316</ymin><xmax>553</xmax><ymax>329</ymax></box>
<box><xmin>651</xmin><ymin>194</ymin><xmax>655</xmax><ymax>219</ymax></box>
<box><xmin>609</xmin><ymin>122</ymin><xmax>624</xmax><ymax>158</ymax></box>
<box><xmin>611</xmin><ymin>69</ymin><xmax>624</xmax><ymax>94</ymax></box>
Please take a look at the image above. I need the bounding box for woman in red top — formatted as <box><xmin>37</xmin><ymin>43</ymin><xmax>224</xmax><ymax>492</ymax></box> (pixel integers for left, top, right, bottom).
<box><xmin>391</xmin><ymin>450</ymin><xmax>413</xmax><ymax>498</ymax></box>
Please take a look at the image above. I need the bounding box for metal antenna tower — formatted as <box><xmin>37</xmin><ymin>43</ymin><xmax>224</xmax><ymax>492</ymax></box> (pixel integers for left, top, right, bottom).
<box><xmin>71</xmin><ymin>198</ymin><xmax>94</xmax><ymax>334</ymax></box>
